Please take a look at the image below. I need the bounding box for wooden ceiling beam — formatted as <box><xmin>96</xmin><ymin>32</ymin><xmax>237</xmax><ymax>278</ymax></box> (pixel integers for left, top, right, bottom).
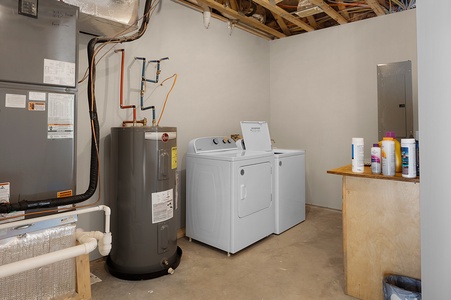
<box><xmin>171</xmin><ymin>0</ymin><xmax>274</xmax><ymax>40</ymax></box>
<box><xmin>337</xmin><ymin>2</ymin><xmax>350</xmax><ymax>20</ymax></box>
<box><xmin>251</xmin><ymin>0</ymin><xmax>315</xmax><ymax>32</ymax></box>
<box><xmin>196</xmin><ymin>0</ymin><xmax>286</xmax><ymax>38</ymax></box>
<box><xmin>309</xmin><ymin>0</ymin><xmax>348</xmax><ymax>25</ymax></box>
<box><xmin>307</xmin><ymin>16</ymin><xmax>317</xmax><ymax>29</ymax></box>
<box><xmin>271</xmin><ymin>11</ymin><xmax>291</xmax><ymax>36</ymax></box>
<box><xmin>228</xmin><ymin>0</ymin><xmax>238</xmax><ymax>11</ymax></box>
<box><xmin>365</xmin><ymin>0</ymin><xmax>386</xmax><ymax>16</ymax></box>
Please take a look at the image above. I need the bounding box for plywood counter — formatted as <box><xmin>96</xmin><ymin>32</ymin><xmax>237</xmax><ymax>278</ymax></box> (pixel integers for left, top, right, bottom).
<box><xmin>328</xmin><ymin>165</ymin><xmax>420</xmax><ymax>300</ymax></box>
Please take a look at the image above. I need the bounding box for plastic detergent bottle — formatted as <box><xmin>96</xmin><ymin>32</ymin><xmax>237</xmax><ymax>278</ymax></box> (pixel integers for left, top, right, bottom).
<box><xmin>379</xmin><ymin>131</ymin><xmax>401</xmax><ymax>173</ymax></box>
<box><xmin>401</xmin><ymin>138</ymin><xmax>417</xmax><ymax>178</ymax></box>
<box><xmin>371</xmin><ymin>143</ymin><xmax>381</xmax><ymax>174</ymax></box>
<box><xmin>381</xmin><ymin>137</ymin><xmax>395</xmax><ymax>176</ymax></box>
<box><xmin>351</xmin><ymin>138</ymin><xmax>364</xmax><ymax>173</ymax></box>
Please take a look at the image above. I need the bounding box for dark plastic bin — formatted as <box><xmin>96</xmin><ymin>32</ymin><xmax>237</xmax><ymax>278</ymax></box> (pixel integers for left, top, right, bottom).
<box><xmin>383</xmin><ymin>275</ymin><xmax>422</xmax><ymax>300</ymax></box>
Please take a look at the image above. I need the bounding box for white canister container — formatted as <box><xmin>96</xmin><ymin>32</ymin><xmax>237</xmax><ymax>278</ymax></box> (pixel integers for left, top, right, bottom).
<box><xmin>352</xmin><ymin>138</ymin><xmax>364</xmax><ymax>173</ymax></box>
<box><xmin>371</xmin><ymin>143</ymin><xmax>381</xmax><ymax>174</ymax></box>
<box><xmin>382</xmin><ymin>139</ymin><xmax>395</xmax><ymax>176</ymax></box>
<box><xmin>401</xmin><ymin>138</ymin><xmax>417</xmax><ymax>178</ymax></box>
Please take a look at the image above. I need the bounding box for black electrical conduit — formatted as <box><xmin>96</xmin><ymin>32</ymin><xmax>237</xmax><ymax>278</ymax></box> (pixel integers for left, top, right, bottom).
<box><xmin>0</xmin><ymin>0</ymin><xmax>154</xmax><ymax>214</ymax></box>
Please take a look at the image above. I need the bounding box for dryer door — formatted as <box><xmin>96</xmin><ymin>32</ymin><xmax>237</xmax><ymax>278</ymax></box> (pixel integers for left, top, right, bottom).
<box><xmin>237</xmin><ymin>161</ymin><xmax>272</xmax><ymax>218</ymax></box>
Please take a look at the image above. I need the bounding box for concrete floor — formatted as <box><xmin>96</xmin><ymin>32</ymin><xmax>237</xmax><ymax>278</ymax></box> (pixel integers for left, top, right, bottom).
<box><xmin>90</xmin><ymin>205</ymin><xmax>357</xmax><ymax>300</ymax></box>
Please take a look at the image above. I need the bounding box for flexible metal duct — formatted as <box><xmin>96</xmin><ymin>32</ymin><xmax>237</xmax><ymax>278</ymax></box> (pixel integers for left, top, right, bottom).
<box><xmin>62</xmin><ymin>0</ymin><xmax>139</xmax><ymax>36</ymax></box>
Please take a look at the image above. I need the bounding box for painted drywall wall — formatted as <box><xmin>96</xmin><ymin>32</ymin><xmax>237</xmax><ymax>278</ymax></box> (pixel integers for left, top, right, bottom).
<box><xmin>75</xmin><ymin>0</ymin><xmax>270</xmax><ymax>258</ymax></box>
<box><xmin>417</xmin><ymin>1</ymin><xmax>451</xmax><ymax>297</ymax></box>
<box><xmin>269</xmin><ymin>10</ymin><xmax>417</xmax><ymax>209</ymax></box>
<box><xmin>75</xmin><ymin>1</ymin><xmax>418</xmax><ymax>260</ymax></box>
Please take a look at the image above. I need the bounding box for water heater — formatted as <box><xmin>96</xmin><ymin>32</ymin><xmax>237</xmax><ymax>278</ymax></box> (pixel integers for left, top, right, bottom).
<box><xmin>107</xmin><ymin>126</ymin><xmax>182</xmax><ymax>280</ymax></box>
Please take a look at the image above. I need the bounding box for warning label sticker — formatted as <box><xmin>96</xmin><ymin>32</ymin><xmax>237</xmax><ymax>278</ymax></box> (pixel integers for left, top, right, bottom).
<box><xmin>57</xmin><ymin>190</ymin><xmax>73</xmax><ymax>198</ymax></box>
<box><xmin>0</xmin><ymin>182</ymin><xmax>24</xmax><ymax>224</ymax></box>
<box><xmin>28</xmin><ymin>102</ymin><xmax>46</xmax><ymax>111</ymax></box>
<box><xmin>151</xmin><ymin>189</ymin><xmax>173</xmax><ymax>224</ymax></box>
<box><xmin>0</xmin><ymin>182</ymin><xmax>10</xmax><ymax>203</ymax></box>
<box><xmin>172</xmin><ymin>147</ymin><xmax>177</xmax><ymax>170</ymax></box>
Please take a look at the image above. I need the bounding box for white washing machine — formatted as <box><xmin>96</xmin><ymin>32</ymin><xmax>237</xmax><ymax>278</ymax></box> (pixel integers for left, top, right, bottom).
<box><xmin>240</xmin><ymin>121</ymin><xmax>306</xmax><ymax>234</ymax></box>
<box><xmin>186</xmin><ymin>136</ymin><xmax>275</xmax><ymax>255</ymax></box>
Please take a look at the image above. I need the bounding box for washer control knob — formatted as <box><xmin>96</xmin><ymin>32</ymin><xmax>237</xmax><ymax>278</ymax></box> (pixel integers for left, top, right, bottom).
<box><xmin>213</xmin><ymin>138</ymin><xmax>219</xmax><ymax>145</ymax></box>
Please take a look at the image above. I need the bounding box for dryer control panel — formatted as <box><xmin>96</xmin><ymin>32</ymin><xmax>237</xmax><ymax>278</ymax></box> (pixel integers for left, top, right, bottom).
<box><xmin>189</xmin><ymin>137</ymin><xmax>237</xmax><ymax>154</ymax></box>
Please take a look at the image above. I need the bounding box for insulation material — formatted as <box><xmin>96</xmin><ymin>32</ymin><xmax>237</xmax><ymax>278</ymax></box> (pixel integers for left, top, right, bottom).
<box><xmin>62</xmin><ymin>0</ymin><xmax>139</xmax><ymax>36</ymax></box>
<box><xmin>0</xmin><ymin>223</ymin><xmax>76</xmax><ymax>300</ymax></box>
<box><xmin>296</xmin><ymin>0</ymin><xmax>322</xmax><ymax>17</ymax></box>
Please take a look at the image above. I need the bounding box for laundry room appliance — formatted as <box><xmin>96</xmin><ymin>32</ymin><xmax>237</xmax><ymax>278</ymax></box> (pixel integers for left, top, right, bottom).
<box><xmin>240</xmin><ymin>121</ymin><xmax>306</xmax><ymax>234</ymax></box>
<box><xmin>108</xmin><ymin>126</ymin><xmax>182</xmax><ymax>280</ymax></box>
<box><xmin>186</xmin><ymin>136</ymin><xmax>275</xmax><ymax>255</ymax></box>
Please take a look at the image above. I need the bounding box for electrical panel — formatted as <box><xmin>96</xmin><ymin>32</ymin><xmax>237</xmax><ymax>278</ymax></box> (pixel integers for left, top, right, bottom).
<box><xmin>377</xmin><ymin>60</ymin><xmax>413</xmax><ymax>140</ymax></box>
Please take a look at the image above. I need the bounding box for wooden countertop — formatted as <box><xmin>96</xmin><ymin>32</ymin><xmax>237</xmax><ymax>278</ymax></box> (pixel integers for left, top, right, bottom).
<box><xmin>327</xmin><ymin>164</ymin><xmax>420</xmax><ymax>183</ymax></box>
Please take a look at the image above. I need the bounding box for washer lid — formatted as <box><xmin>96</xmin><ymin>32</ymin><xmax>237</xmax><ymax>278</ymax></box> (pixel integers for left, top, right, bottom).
<box><xmin>240</xmin><ymin>121</ymin><xmax>272</xmax><ymax>151</ymax></box>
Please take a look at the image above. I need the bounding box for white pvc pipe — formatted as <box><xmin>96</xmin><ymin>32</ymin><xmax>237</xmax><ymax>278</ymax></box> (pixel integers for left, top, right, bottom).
<box><xmin>0</xmin><ymin>205</ymin><xmax>111</xmax><ymax>231</ymax></box>
<box><xmin>0</xmin><ymin>205</ymin><xmax>112</xmax><ymax>279</ymax></box>
<box><xmin>0</xmin><ymin>236</ymin><xmax>97</xmax><ymax>279</ymax></box>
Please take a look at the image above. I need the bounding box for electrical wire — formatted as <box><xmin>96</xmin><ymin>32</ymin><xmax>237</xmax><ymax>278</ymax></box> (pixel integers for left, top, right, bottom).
<box><xmin>157</xmin><ymin>74</ymin><xmax>178</xmax><ymax>126</ymax></box>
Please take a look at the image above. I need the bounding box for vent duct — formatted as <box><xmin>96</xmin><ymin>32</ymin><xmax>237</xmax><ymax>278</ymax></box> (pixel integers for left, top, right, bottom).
<box><xmin>62</xmin><ymin>0</ymin><xmax>139</xmax><ymax>36</ymax></box>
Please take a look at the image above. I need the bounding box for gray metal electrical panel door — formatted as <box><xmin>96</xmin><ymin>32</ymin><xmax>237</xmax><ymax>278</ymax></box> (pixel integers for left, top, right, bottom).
<box><xmin>377</xmin><ymin>61</ymin><xmax>413</xmax><ymax>140</ymax></box>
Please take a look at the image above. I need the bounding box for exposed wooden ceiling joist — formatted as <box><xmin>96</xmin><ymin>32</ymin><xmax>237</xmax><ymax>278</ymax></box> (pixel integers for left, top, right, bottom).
<box><xmin>228</xmin><ymin>0</ymin><xmax>238</xmax><ymax>11</ymax></box>
<box><xmin>175</xmin><ymin>0</ymin><xmax>274</xmax><ymax>40</ymax></box>
<box><xmin>173</xmin><ymin>0</ymin><xmax>416</xmax><ymax>40</ymax></box>
<box><xmin>196</xmin><ymin>0</ymin><xmax>286</xmax><ymax>38</ymax></box>
<box><xmin>309</xmin><ymin>0</ymin><xmax>348</xmax><ymax>24</ymax></box>
<box><xmin>365</xmin><ymin>0</ymin><xmax>387</xmax><ymax>16</ymax></box>
<box><xmin>271</xmin><ymin>11</ymin><xmax>292</xmax><ymax>36</ymax></box>
<box><xmin>337</xmin><ymin>2</ymin><xmax>350</xmax><ymax>20</ymax></box>
<box><xmin>307</xmin><ymin>16</ymin><xmax>318</xmax><ymax>29</ymax></box>
<box><xmin>252</xmin><ymin>0</ymin><xmax>315</xmax><ymax>32</ymax></box>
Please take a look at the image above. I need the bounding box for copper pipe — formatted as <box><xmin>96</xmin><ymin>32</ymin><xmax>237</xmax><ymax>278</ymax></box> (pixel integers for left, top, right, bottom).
<box><xmin>122</xmin><ymin>118</ymin><xmax>147</xmax><ymax>127</ymax></box>
<box><xmin>115</xmin><ymin>49</ymin><xmax>137</xmax><ymax>126</ymax></box>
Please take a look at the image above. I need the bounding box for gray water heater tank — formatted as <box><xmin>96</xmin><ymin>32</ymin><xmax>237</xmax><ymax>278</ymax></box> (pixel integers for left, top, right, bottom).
<box><xmin>107</xmin><ymin>126</ymin><xmax>182</xmax><ymax>280</ymax></box>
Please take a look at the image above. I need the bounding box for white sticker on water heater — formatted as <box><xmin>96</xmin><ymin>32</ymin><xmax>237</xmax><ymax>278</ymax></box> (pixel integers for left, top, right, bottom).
<box><xmin>151</xmin><ymin>189</ymin><xmax>174</xmax><ymax>224</ymax></box>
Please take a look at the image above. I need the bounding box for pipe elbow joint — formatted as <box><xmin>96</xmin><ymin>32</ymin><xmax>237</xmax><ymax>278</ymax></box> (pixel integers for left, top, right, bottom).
<box><xmin>99</xmin><ymin>232</ymin><xmax>112</xmax><ymax>256</ymax></box>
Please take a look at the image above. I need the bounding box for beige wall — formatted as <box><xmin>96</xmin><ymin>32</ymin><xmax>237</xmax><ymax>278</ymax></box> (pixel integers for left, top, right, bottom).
<box><xmin>75</xmin><ymin>0</ymin><xmax>270</xmax><ymax>257</ymax></box>
<box><xmin>75</xmin><ymin>1</ymin><xmax>418</xmax><ymax>257</ymax></box>
<box><xmin>269</xmin><ymin>10</ymin><xmax>417</xmax><ymax>209</ymax></box>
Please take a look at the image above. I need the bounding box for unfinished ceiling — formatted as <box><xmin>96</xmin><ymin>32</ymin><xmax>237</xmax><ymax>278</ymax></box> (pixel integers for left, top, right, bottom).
<box><xmin>173</xmin><ymin>0</ymin><xmax>416</xmax><ymax>39</ymax></box>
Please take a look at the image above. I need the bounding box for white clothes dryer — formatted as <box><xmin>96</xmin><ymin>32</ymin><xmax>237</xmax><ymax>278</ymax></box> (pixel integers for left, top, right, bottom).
<box><xmin>240</xmin><ymin>121</ymin><xmax>306</xmax><ymax>234</ymax></box>
<box><xmin>186</xmin><ymin>136</ymin><xmax>275</xmax><ymax>255</ymax></box>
